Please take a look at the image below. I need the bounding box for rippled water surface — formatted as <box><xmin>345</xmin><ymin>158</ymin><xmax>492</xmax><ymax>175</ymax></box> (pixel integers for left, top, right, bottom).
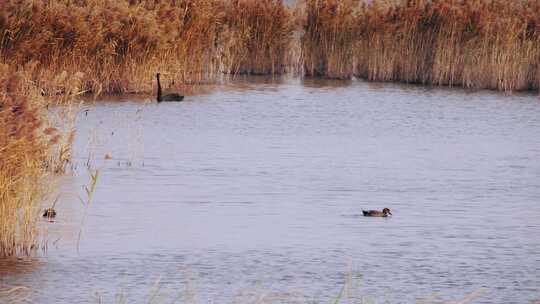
<box><xmin>2</xmin><ymin>78</ymin><xmax>540</xmax><ymax>303</ymax></box>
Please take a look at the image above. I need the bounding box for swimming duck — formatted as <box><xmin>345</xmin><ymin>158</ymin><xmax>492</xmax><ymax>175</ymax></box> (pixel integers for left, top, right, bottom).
<box><xmin>362</xmin><ymin>208</ymin><xmax>392</xmax><ymax>217</ymax></box>
<box><xmin>42</xmin><ymin>208</ymin><xmax>57</xmax><ymax>218</ymax></box>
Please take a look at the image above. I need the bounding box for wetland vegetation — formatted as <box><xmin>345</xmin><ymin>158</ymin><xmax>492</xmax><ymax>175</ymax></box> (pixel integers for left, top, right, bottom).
<box><xmin>0</xmin><ymin>0</ymin><xmax>539</xmax><ymax>302</ymax></box>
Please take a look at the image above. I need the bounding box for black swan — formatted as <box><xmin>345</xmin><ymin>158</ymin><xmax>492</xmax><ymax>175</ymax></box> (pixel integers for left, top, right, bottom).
<box><xmin>156</xmin><ymin>73</ymin><xmax>184</xmax><ymax>102</ymax></box>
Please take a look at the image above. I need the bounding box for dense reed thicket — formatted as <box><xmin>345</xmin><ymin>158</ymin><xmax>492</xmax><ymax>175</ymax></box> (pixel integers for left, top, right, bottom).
<box><xmin>1</xmin><ymin>0</ymin><xmax>537</xmax><ymax>94</ymax></box>
<box><xmin>0</xmin><ymin>0</ymin><xmax>292</xmax><ymax>96</ymax></box>
<box><xmin>302</xmin><ymin>0</ymin><xmax>359</xmax><ymax>79</ymax></box>
<box><xmin>0</xmin><ymin>64</ymin><xmax>75</xmax><ymax>257</ymax></box>
<box><xmin>223</xmin><ymin>0</ymin><xmax>294</xmax><ymax>75</ymax></box>
<box><xmin>303</xmin><ymin>0</ymin><xmax>540</xmax><ymax>91</ymax></box>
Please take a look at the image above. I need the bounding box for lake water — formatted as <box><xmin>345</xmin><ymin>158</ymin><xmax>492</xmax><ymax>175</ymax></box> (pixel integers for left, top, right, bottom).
<box><xmin>2</xmin><ymin>78</ymin><xmax>539</xmax><ymax>303</ymax></box>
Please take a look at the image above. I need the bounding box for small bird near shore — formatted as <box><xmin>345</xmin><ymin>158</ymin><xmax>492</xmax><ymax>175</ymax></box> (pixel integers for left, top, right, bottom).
<box><xmin>156</xmin><ymin>73</ymin><xmax>184</xmax><ymax>102</ymax></box>
<box><xmin>362</xmin><ymin>208</ymin><xmax>392</xmax><ymax>217</ymax></box>
<box><xmin>42</xmin><ymin>208</ymin><xmax>57</xmax><ymax>218</ymax></box>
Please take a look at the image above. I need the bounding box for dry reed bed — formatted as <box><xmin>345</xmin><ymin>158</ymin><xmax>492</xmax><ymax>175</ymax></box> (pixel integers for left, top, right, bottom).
<box><xmin>0</xmin><ymin>0</ymin><xmax>292</xmax><ymax>96</ymax></box>
<box><xmin>0</xmin><ymin>64</ymin><xmax>76</xmax><ymax>257</ymax></box>
<box><xmin>1</xmin><ymin>0</ymin><xmax>537</xmax><ymax>94</ymax></box>
<box><xmin>303</xmin><ymin>0</ymin><xmax>540</xmax><ymax>91</ymax></box>
<box><xmin>301</xmin><ymin>0</ymin><xmax>360</xmax><ymax>79</ymax></box>
<box><xmin>222</xmin><ymin>0</ymin><xmax>293</xmax><ymax>75</ymax></box>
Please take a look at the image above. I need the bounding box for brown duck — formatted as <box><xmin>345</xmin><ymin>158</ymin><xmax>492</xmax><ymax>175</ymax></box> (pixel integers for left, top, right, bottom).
<box><xmin>362</xmin><ymin>208</ymin><xmax>392</xmax><ymax>217</ymax></box>
<box><xmin>42</xmin><ymin>208</ymin><xmax>57</xmax><ymax>218</ymax></box>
